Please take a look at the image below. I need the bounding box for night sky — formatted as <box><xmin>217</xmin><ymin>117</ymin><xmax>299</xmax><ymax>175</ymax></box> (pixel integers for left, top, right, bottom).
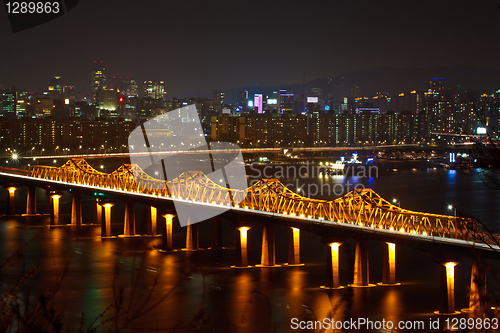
<box><xmin>1</xmin><ymin>0</ymin><xmax>499</xmax><ymax>97</ymax></box>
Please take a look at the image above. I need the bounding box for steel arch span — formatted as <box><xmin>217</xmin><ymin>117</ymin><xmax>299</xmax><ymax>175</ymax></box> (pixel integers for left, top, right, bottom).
<box><xmin>29</xmin><ymin>158</ymin><xmax>494</xmax><ymax>245</ymax></box>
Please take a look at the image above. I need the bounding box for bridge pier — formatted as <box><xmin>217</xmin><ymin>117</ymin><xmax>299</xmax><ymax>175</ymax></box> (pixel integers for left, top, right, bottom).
<box><xmin>257</xmin><ymin>224</ymin><xmax>279</xmax><ymax>267</ymax></box>
<box><xmin>463</xmin><ymin>258</ymin><xmax>487</xmax><ymax>313</ymax></box>
<box><xmin>161</xmin><ymin>213</ymin><xmax>176</xmax><ymax>251</ymax></box>
<box><xmin>101</xmin><ymin>200</ymin><xmax>115</xmax><ymax>238</ymax></box>
<box><xmin>236</xmin><ymin>225</ymin><xmax>252</xmax><ymax>267</ymax></box>
<box><xmin>322</xmin><ymin>241</ymin><xmax>343</xmax><ymax>289</ymax></box>
<box><xmin>435</xmin><ymin>261</ymin><xmax>461</xmax><ymax>315</ymax></box>
<box><xmin>285</xmin><ymin>227</ymin><xmax>303</xmax><ymax>266</ymax></box>
<box><xmin>349</xmin><ymin>239</ymin><xmax>374</xmax><ymax>287</ymax></box>
<box><xmin>230</xmin><ymin>221</ymin><xmax>252</xmax><ymax>268</ymax></box>
<box><xmin>49</xmin><ymin>191</ymin><xmax>63</xmax><ymax>225</ymax></box>
<box><xmin>210</xmin><ymin>216</ymin><xmax>223</xmax><ymax>250</ymax></box>
<box><xmin>7</xmin><ymin>186</ymin><xmax>17</xmax><ymax>215</ymax></box>
<box><xmin>26</xmin><ymin>186</ymin><xmax>36</xmax><ymax>215</ymax></box>
<box><xmin>70</xmin><ymin>191</ymin><xmax>82</xmax><ymax>226</ymax></box>
<box><xmin>148</xmin><ymin>206</ymin><xmax>158</xmax><ymax>235</ymax></box>
<box><xmin>94</xmin><ymin>199</ymin><xmax>103</xmax><ymax>225</ymax></box>
<box><xmin>185</xmin><ymin>219</ymin><xmax>199</xmax><ymax>251</ymax></box>
<box><xmin>123</xmin><ymin>201</ymin><xmax>136</xmax><ymax>236</ymax></box>
<box><xmin>379</xmin><ymin>242</ymin><xmax>400</xmax><ymax>286</ymax></box>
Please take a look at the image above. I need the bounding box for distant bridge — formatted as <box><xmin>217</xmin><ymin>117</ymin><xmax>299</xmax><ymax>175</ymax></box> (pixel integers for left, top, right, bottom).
<box><xmin>20</xmin><ymin>144</ymin><xmax>422</xmax><ymax>160</ymax></box>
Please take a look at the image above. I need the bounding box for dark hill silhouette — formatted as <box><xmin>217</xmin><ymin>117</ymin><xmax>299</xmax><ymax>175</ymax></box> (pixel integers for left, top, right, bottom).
<box><xmin>223</xmin><ymin>66</ymin><xmax>500</xmax><ymax>103</ymax></box>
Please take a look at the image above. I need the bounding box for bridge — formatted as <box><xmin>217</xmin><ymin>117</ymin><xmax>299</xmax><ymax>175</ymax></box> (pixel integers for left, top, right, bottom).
<box><xmin>0</xmin><ymin>158</ymin><xmax>499</xmax><ymax>315</ymax></box>
<box><xmin>18</xmin><ymin>143</ymin><xmax>421</xmax><ymax>160</ymax></box>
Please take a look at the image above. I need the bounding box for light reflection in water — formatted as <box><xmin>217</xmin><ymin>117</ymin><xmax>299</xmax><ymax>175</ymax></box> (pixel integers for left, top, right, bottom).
<box><xmin>285</xmin><ymin>268</ymin><xmax>309</xmax><ymax>324</ymax></box>
<box><xmin>231</xmin><ymin>271</ymin><xmax>254</xmax><ymax>330</ymax></box>
<box><xmin>381</xmin><ymin>288</ymin><xmax>401</xmax><ymax>324</ymax></box>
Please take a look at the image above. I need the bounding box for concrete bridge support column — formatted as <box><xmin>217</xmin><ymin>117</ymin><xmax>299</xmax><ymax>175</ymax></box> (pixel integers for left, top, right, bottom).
<box><xmin>148</xmin><ymin>206</ymin><xmax>158</xmax><ymax>235</ymax></box>
<box><xmin>322</xmin><ymin>242</ymin><xmax>343</xmax><ymax>289</ymax></box>
<box><xmin>123</xmin><ymin>201</ymin><xmax>136</xmax><ymax>236</ymax></box>
<box><xmin>7</xmin><ymin>186</ymin><xmax>17</xmax><ymax>215</ymax></box>
<box><xmin>258</xmin><ymin>225</ymin><xmax>279</xmax><ymax>267</ymax></box>
<box><xmin>350</xmin><ymin>239</ymin><xmax>373</xmax><ymax>287</ymax></box>
<box><xmin>231</xmin><ymin>221</ymin><xmax>252</xmax><ymax>268</ymax></box>
<box><xmin>380</xmin><ymin>242</ymin><xmax>399</xmax><ymax>286</ymax></box>
<box><xmin>26</xmin><ymin>186</ymin><xmax>36</xmax><ymax>215</ymax></box>
<box><xmin>94</xmin><ymin>199</ymin><xmax>103</xmax><ymax>226</ymax></box>
<box><xmin>463</xmin><ymin>258</ymin><xmax>487</xmax><ymax>313</ymax></box>
<box><xmin>49</xmin><ymin>192</ymin><xmax>63</xmax><ymax>225</ymax></box>
<box><xmin>286</xmin><ymin>227</ymin><xmax>302</xmax><ymax>266</ymax></box>
<box><xmin>236</xmin><ymin>226</ymin><xmax>252</xmax><ymax>267</ymax></box>
<box><xmin>435</xmin><ymin>261</ymin><xmax>461</xmax><ymax>315</ymax></box>
<box><xmin>211</xmin><ymin>216</ymin><xmax>222</xmax><ymax>250</ymax></box>
<box><xmin>70</xmin><ymin>191</ymin><xmax>82</xmax><ymax>226</ymax></box>
<box><xmin>185</xmin><ymin>220</ymin><xmax>199</xmax><ymax>251</ymax></box>
<box><xmin>101</xmin><ymin>201</ymin><xmax>115</xmax><ymax>238</ymax></box>
<box><xmin>161</xmin><ymin>213</ymin><xmax>176</xmax><ymax>251</ymax></box>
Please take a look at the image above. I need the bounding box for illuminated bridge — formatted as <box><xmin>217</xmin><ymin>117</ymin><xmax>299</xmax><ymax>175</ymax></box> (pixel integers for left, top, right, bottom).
<box><xmin>1</xmin><ymin>158</ymin><xmax>499</xmax><ymax>315</ymax></box>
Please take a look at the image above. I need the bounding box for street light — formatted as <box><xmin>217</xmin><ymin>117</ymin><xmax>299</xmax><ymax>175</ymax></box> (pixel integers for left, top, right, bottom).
<box><xmin>392</xmin><ymin>198</ymin><xmax>400</xmax><ymax>207</ymax></box>
<box><xmin>448</xmin><ymin>204</ymin><xmax>457</xmax><ymax>217</ymax></box>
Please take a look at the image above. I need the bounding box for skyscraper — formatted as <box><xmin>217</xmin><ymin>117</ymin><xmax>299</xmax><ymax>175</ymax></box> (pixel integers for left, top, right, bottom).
<box><xmin>279</xmin><ymin>90</ymin><xmax>294</xmax><ymax>114</ymax></box>
<box><xmin>97</xmin><ymin>88</ymin><xmax>119</xmax><ymax>117</ymax></box>
<box><xmin>112</xmin><ymin>76</ymin><xmax>139</xmax><ymax>97</ymax></box>
<box><xmin>91</xmin><ymin>61</ymin><xmax>107</xmax><ymax>103</ymax></box>
<box><xmin>254</xmin><ymin>94</ymin><xmax>263</xmax><ymax>114</ymax></box>
<box><xmin>213</xmin><ymin>90</ymin><xmax>225</xmax><ymax>106</ymax></box>
<box><xmin>48</xmin><ymin>76</ymin><xmax>62</xmax><ymax>95</ymax></box>
<box><xmin>143</xmin><ymin>81</ymin><xmax>166</xmax><ymax>99</ymax></box>
<box><xmin>237</xmin><ymin>89</ymin><xmax>248</xmax><ymax>109</ymax></box>
<box><xmin>0</xmin><ymin>88</ymin><xmax>16</xmax><ymax>119</ymax></box>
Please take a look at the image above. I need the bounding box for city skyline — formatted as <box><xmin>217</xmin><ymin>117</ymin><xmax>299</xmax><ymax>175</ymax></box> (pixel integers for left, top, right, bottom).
<box><xmin>1</xmin><ymin>1</ymin><xmax>500</xmax><ymax>97</ymax></box>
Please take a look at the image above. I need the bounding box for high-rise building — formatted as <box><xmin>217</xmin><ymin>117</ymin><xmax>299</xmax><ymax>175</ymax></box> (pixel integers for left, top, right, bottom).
<box><xmin>237</xmin><ymin>89</ymin><xmax>248</xmax><ymax>109</ymax></box>
<box><xmin>97</xmin><ymin>88</ymin><xmax>119</xmax><ymax>117</ymax></box>
<box><xmin>48</xmin><ymin>76</ymin><xmax>62</xmax><ymax>94</ymax></box>
<box><xmin>143</xmin><ymin>81</ymin><xmax>166</xmax><ymax>99</ymax></box>
<box><xmin>0</xmin><ymin>89</ymin><xmax>17</xmax><ymax>119</ymax></box>
<box><xmin>254</xmin><ymin>94</ymin><xmax>263</xmax><ymax>114</ymax></box>
<box><xmin>91</xmin><ymin>61</ymin><xmax>107</xmax><ymax>103</ymax></box>
<box><xmin>112</xmin><ymin>77</ymin><xmax>138</xmax><ymax>97</ymax></box>
<box><xmin>61</xmin><ymin>85</ymin><xmax>77</xmax><ymax>103</ymax></box>
<box><xmin>34</xmin><ymin>98</ymin><xmax>54</xmax><ymax>118</ymax></box>
<box><xmin>391</xmin><ymin>91</ymin><xmax>418</xmax><ymax>114</ymax></box>
<box><xmin>279</xmin><ymin>90</ymin><xmax>294</xmax><ymax>114</ymax></box>
<box><xmin>429</xmin><ymin>77</ymin><xmax>449</xmax><ymax>94</ymax></box>
<box><xmin>306</xmin><ymin>96</ymin><xmax>320</xmax><ymax>113</ymax></box>
<box><xmin>213</xmin><ymin>90</ymin><xmax>225</xmax><ymax>106</ymax></box>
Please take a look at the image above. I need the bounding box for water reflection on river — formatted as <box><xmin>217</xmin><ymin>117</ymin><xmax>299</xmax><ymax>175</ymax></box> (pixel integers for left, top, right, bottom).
<box><xmin>1</xmin><ymin>168</ymin><xmax>500</xmax><ymax>332</ymax></box>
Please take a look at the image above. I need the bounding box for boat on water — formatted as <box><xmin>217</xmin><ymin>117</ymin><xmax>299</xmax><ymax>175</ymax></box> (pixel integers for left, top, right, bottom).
<box><xmin>320</xmin><ymin>153</ymin><xmax>372</xmax><ymax>176</ymax></box>
<box><xmin>346</xmin><ymin>152</ymin><xmax>362</xmax><ymax>165</ymax></box>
